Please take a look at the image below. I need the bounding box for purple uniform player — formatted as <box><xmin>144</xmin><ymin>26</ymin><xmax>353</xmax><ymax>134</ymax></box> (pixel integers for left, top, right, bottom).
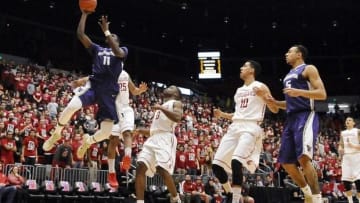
<box><xmin>268</xmin><ymin>45</ymin><xmax>327</xmax><ymax>203</ymax></box>
<box><xmin>43</xmin><ymin>11</ymin><xmax>127</xmax><ymax>159</ymax></box>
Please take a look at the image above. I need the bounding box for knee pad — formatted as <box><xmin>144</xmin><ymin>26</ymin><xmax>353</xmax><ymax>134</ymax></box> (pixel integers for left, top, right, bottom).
<box><xmin>343</xmin><ymin>180</ymin><xmax>353</xmax><ymax>191</ymax></box>
<box><xmin>231</xmin><ymin>159</ymin><xmax>243</xmax><ymax>186</ymax></box>
<box><xmin>212</xmin><ymin>164</ymin><xmax>228</xmax><ymax>184</ymax></box>
<box><xmin>355</xmin><ymin>180</ymin><xmax>360</xmax><ymax>192</ymax></box>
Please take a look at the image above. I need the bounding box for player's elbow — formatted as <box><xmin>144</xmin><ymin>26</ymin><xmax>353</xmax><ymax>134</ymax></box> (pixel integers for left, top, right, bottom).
<box><xmin>318</xmin><ymin>91</ymin><xmax>327</xmax><ymax>100</ymax></box>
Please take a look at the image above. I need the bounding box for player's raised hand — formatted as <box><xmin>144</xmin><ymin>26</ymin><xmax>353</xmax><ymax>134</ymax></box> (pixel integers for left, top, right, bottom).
<box><xmin>213</xmin><ymin>108</ymin><xmax>222</xmax><ymax>118</ymax></box>
<box><xmin>139</xmin><ymin>82</ymin><xmax>148</xmax><ymax>93</ymax></box>
<box><xmin>98</xmin><ymin>15</ymin><xmax>110</xmax><ymax>33</ymax></box>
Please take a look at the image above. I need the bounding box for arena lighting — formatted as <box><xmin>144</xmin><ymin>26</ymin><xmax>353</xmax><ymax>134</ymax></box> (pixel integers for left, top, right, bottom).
<box><xmin>328</xmin><ymin>104</ymin><xmax>349</xmax><ymax>108</ymax></box>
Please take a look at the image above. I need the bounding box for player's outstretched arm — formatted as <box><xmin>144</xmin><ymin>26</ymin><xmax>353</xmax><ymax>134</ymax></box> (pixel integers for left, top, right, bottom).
<box><xmin>77</xmin><ymin>10</ymin><xmax>93</xmax><ymax>48</ymax></box>
<box><xmin>128</xmin><ymin>77</ymin><xmax>148</xmax><ymax>96</ymax></box>
<box><xmin>213</xmin><ymin>108</ymin><xmax>233</xmax><ymax>120</ymax></box>
<box><xmin>153</xmin><ymin>101</ymin><xmax>183</xmax><ymax>122</ymax></box>
<box><xmin>98</xmin><ymin>15</ymin><xmax>126</xmax><ymax>58</ymax></box>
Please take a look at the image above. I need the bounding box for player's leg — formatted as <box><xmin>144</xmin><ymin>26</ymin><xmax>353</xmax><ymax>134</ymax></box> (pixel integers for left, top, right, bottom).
<box><xmin>344</xmin><ymin>180</ymin><xmax>354</xmax><ymax>203</ymax></box>
<box><xmin>77</xmin><ymin>92</ymin><xmax>118</xmax><ymax>158</ymax></box>
<box><xmin>135</xmin><ymin>161</ymin><xmax>148</xmax><ymax>202</ymax></box>
<box><xmin>107</xmin><ymin>135</ymin><xmax>120</xmax><ymax>187</ymax></box>
<box><xmin>119</xmin><ymin>106</ymin><xmax>135</xmax><ymax>171</ymax></box>
<box><xmin>157</xmin><ymin>166</ymin><xmax>180</xmax><ymax>203</ymax></box>
<box><xmin>296</xmin><ymin>112</ymin><xmax>321</xmax><ymax>203</ymax></box>
<box><xmin>232</xmin><ymin>131</ymin><xmax>259</xmax><ymax>203</ymax></box>
<box><xmin>355</xmin><ymin>179</ymin><xmax>360</xmax><ymax>202</ymax></box>
<box><xmin>212</xmin><ymin>124</ymin><xmax>238</xmax><ymax>203</ymax></box>
<box><xmin>153</xmin><ymin>133</ymin><xmax>180</xmax><ymax>203</ymax></box>
<box><xmin>77</xmin><ymin>119</ymin><xmax>114</xmax><ymax>158</ymax></box>
<box><xmin>279</xmin><ymin>117</ymin><xmax>313</xmax><ymax>202</ymax></box>
<box><xmin>121</xmin><ymin>130</ymin><xmax>132</xmax><ymax>171</ymax></box>
<box><xmin>135</xmin><ymin>139</ymin><xmax>157</xmax><ymax>203</ymax></box>
<box><xmin>43</xmin><ymin>95</ymin><xmax>84</xmax><ymax>151</ymax></box>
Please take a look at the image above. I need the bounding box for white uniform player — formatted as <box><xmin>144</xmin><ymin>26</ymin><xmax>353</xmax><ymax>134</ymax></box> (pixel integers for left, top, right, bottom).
<box><xmin>339</xmin><ymin>117</ymin><xmax>360</xmax><ymax>203</ymax></box>
<box><xmin>137</xmin><ymin>100</ymin><xmax>178</xmax><ymax>177</ymax></box>
<box><xmin>213</xmin><ymin>80</ymin><xmax>266</xmax><ymax>173</ymax></box>
<box><xmin>112</xmin><ymin>70</ymin><xmax>135</xmax><ymax>137</ymax></box>
<box><xmin>107</xmin><ymin>70</ymin><xmax>148</xmax><ymax>188</ymax></box>
<box><xmin>135</xmin><ymin>85</ymin><xmax>182</xmax><ymax>203</ymax></box>
<box><xmin>211</xmin><ymin>60</ymin><xmax>277</xmax><ymax>203</ymax></box>
<box><xmin>341</xmin><ymin>127</ymin><xmax>360</xmax><ymax>181</ymax></box>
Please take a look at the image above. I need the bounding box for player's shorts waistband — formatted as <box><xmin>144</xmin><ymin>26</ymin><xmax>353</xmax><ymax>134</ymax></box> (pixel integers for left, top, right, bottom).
<box><xmin>232</xmin><ymin>119</ymin><xmax>262</xmax><ymax>125</ymax></box>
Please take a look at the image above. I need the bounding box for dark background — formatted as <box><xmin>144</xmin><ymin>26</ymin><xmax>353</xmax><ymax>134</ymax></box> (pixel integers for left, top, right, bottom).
<box><xmin>1</xmin><ymin>0</ymin><xmax>360</xmax><ymax>98</ymax></box>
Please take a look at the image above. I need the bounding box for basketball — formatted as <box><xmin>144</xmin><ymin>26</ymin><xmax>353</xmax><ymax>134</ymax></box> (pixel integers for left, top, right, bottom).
<box><xmin>79</xmin><ymin>0</ymin><xmax>97</xmax><ymax>12</ymax></box>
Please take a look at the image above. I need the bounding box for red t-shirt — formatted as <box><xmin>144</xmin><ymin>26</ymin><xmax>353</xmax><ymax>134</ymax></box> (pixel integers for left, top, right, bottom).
<box><xmin>176</xmin><ymin>151</ymin><xmax>187</xmax><ymax>169</ymax></box>
<box><xmin>89</xmin><ymin>144</ymin><xmax>99</xmax><ymax>161</ymax></box>
<box><xmin>185</xmin><ymin>150</ymin><xmax>197</xmax><ymax>169</ymax></box>
<box><xmin>23</xmin><ymin>136</ymin><xmax>38</xmax><ymax>157</ymax></box>
<box><xmin>71</xmin><ymin>140</ymin><xmax>83</xmax><ymax>161</ymax></box>
<box><xmin>183</xmin><ymin>181</ymin><xmax>196</xmax><ymax>193</ymax></box>
<box><xmin>0</xmin><ymin>138</ymin><xmax>16</xmax><ymax>165</ymax></box>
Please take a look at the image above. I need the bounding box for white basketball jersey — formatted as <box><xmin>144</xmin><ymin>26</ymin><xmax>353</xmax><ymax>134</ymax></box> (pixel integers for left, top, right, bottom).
<box><xmin>342</xmin><ymin>128</ymin><xmax>360</xmax><ymax>154</ymax></box>
<box><xmin>232</xmin><ymin>81</ymin><xmax>266</xmax><ymax>122</ymax></box>
<box><xmin>150</xmin><ymin>100</ymin><xmax>177</xmax><ymax>135</ymax></box>
<box><xmin>117</xmin><ymin>70</ymin><xmax>130</xmax><ymax>106</ymax></box>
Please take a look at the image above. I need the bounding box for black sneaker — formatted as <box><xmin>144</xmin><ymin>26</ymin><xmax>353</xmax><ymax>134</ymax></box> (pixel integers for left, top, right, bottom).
<box><xmin>225</xmin><ymin>192</ymin><xmax>233</xmax><ymax>203</ymax></box>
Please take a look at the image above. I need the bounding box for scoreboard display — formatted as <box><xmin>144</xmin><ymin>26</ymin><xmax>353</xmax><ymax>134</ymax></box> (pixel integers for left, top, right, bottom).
<box><xmin>198</xmin><ymin>51</ymin><xmax>222</xmax><ymax>79</ymax></box>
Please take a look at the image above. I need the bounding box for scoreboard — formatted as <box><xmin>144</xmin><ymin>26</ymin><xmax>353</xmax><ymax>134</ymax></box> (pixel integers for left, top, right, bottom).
<box><xmin>198</xmin><ymin>51</ymin><xmax>222</xmax><ymax>79</ymax></box>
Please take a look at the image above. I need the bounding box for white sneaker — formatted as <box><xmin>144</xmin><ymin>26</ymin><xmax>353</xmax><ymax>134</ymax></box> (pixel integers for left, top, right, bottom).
<box><xmin>43</xmin><ymin>132</ymin><xmax>61</xmax><ymax>151</ymax></box>
<box><xmin>77</xmin><ymin>134</ymin><xmax>91</xmax><ymax>158</ymax></box>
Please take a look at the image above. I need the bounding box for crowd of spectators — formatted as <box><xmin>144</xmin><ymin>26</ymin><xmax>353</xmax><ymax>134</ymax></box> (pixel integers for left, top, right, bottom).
<box><xmin>1</xmin><ymin>59</ymin><xmax>360</xmax><ymax>202</ymax></box>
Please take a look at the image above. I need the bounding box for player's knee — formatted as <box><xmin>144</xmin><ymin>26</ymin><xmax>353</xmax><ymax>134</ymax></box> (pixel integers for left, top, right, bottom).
<box><xmin>355</xmin><ymin>180</ymin><xmax>360</xmax><ymax>192</ymax></box>
<box><xmin>136</xmin><ymin>161</ymin><xmax>147</xmax><ymax>174</ymax></box>
<box><xmin>212</xmin><ymin>164</ymin><xmax>228</xmax><ymax>184</ymax></box>
<box><xmin>231</xmin><ymin>159</ymin><xmax>243</xmax><ymax>186</ymax></box>
<box><xmin>297</xmin><ymin>155</ymin><xmax>311</xmax><ymax>167</ymax></box>
<box><xmin>344</xmin><ymin>181</ymin><xmax>353</xmax><ymax>191</ymax></box>
<box><xmin>156</xmin><ymin>166</ymin><xmax>169</xmax><ymax>177</ymax></box>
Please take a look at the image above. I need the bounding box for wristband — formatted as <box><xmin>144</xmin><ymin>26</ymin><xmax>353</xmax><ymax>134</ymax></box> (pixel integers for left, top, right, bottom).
<box><xmin>104</xmin><ymin>30</ymin><xmax>111</xmax><ymax>37</ymax></box>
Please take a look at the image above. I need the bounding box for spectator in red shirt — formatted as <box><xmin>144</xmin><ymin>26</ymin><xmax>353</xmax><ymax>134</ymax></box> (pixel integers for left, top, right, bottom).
<box><xmin>182</xmin><ymin>174</ymin><xmax>201</xmax><ymax>203</ymax></box>
<box><xmin>0</xmin><ymin>131</ymin><xmax>16</xmax><ymax>166</ymax></box>
<box><xmin>7</xmin><ymin>166</ymin><xmax>25</xmax><ymax>188</ymax></box>
<box><xmin>176</xmin><ymin>145</ymin><xmax>187</xmax><ymax>175</ymax></box>
<box><xmin>71</xmin><ymin>132</ymin><xmax>84</xmax><ymax>168</ymax></box>
<box><xmin>21</xmin><ymin>128</ymin><xmax>38</xmax><ymax>165</ymax></box>
<box><xmin>185</xmin><ymin>141</ymin><xmax>199</xmax><ymax>176</ymax></box>
<box><xmin>194</xmin><ymin>176</ymin><xmax>211</xmax><ymax>203</ymax></box>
